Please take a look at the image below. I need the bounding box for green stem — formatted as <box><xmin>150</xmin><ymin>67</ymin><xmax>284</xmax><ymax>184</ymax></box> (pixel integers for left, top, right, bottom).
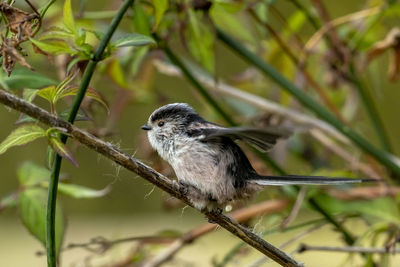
<box><xmin>216</xmin><ymin>28</ymin><xmax>400</xmax><ymax>178</ymax></box>
<box><xmin>46</xmin><ymin>1</ymin><xmax>134</xmax><ymax>266</ymax></box>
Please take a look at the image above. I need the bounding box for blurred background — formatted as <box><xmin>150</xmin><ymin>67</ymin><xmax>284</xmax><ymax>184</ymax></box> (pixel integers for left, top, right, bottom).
<box><xmin>1</xmin><ymin>0</ymin><xmax>400</xmax><ymax>266</ymax></box>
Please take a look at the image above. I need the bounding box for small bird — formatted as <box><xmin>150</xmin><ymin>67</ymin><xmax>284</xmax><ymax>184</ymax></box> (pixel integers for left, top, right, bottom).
<box><xmin>142</xmin><ymin>103</ymin><xmax>370</xmax><ymax>210</ymax></box>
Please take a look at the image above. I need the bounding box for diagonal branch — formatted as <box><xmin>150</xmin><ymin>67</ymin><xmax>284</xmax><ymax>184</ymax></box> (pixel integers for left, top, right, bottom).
<box><xmin>0</xmin><ymin>89</ymin><xmax>303</xmax><ymax>267</ymax></box>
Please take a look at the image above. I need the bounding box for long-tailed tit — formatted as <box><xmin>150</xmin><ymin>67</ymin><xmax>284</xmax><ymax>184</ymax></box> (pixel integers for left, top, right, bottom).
<box><xmin>142</xmin><ymin>103</ymin><xmax>371</xmax><ymax>210</ymax></box>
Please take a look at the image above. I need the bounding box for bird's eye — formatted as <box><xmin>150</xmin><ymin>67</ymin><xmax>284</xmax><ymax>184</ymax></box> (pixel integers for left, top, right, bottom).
<box><xmin>158</xmin><ymin>121</ymin><xmax>165</xmax><ymax>127</ymax></box>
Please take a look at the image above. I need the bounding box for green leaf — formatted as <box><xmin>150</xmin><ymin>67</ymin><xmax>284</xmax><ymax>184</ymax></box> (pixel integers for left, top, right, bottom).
<box><xmin>186</xmin><ymin>9</ymin><xmax>215</xmax><ymax>73</ymax></box>
<box><xmin>18</xmin><ymin>188</ymin><xmax>64</xmax><ymax>255</ymax></box>
<box><xmin>112</xmin><ymin>34</ymin><xmax>155</xmax><ymax>48</ymax></box>
<box><xmin>63</xmin><ymin>0</ymin><xmax>76</xmax><ymax>34</ymax></box>
<box><xmin>36</xmin><ymin>85</ymin><xmax>57</xmax><ymax>103</ymax></box>
<box><xmin>38</xmin><ymin>26</ymin><xmax>75</xmax><ymax>41</ymax></box>
<box><xmin>59</xmin><ymin>108</ymin><xmax>91</xmax><ymax>122</ymax></box>
<box><xmin>30</xmin><ymin>38</ymin><xmax>78</xmax><ymax>55</ymax></box>
<box><xmin>48</xmin><ymin>137</ymin><xmax>78</xmax><ymax>167</ymax></box>
<box><xmin>132</xmin><ymin>4</ymin><xmax>151</xmax><ymax>36</ymax></box>
<box><xmin>23</xmin><ymin>88</ymin><xmax>38</xmax><ymax>102</ymax></box>
<box><xmin>59</xmin><ymin>86</ymin><xmax>109</xmax><ymax>112</ymax></box>
<box><xmin>152</xmin><ymin>0</ymin><xmax>168</xmax><ymax>31</ymax></box>
<box><xmin>0</xmin><ymin>68</ymin><xmax>57</xmax><ymax>90</ymax></box>
<box><xmin>314</xmin><ymin>194</ymin><xmax>400</xmax><ymax>223</ymax></box>
<box><xmin>0</xmin><ymin>125</ymin><xmax>46</xmax><ymax>155</ymax></box>
<box><xmin>107</xmin><ymin>60</ymin><xmax>129</xmax><ymax>89</ymax></box>
<box><xmin>17</xmin><ymin>161</ymin><xmax>50</xmax><ymax>186</ymax></box>
<box><xmin>57</xmin><ymin>183</ymin><xmax>111</xmax><ymax>199</ymax></box>
<box><xmin>210</xmin><ymin>3</ymin><xmax>254</xmax><ymax>44</ymax></box>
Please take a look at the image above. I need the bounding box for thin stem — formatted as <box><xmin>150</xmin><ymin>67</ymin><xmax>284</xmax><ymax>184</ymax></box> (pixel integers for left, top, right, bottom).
<box><xmin>45</xmin><ymin>0</ymin><xmax>135</xmax><ymax>266</ymax></box>
<box><xmin>298</xmin><ymin>244</ymin><xmax>400</xmax><ymax>254</ymax></box>
<box><xmin>40</xmin><ymin>0</ymin><xmax>57</xmax><ymax>18</ymax></box>
<box><xmin>0</xmin><ymin>90</ymin><xmax>303</xmax><ymax>267</ymax></box>
<box><xmin>216</xmin><ymin>28</ymin><xmax>400</xmax><ymax>178</ymax></box>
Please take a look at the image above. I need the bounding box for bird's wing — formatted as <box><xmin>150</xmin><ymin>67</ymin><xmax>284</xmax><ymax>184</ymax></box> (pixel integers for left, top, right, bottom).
<box><xmin>188</xmin><ymin>125</ymin><xmax>292</xmax><ymax>152</ymax></box>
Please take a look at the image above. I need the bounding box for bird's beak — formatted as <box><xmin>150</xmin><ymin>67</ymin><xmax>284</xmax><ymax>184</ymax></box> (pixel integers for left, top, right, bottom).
<box><xmin>141</xmin><ymin>124</ymin><xmax>152</xmax><ymax>131</ymax></box>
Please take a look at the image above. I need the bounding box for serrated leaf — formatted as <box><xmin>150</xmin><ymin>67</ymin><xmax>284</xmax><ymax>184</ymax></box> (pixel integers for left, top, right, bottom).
<box><xmin>152</xmin><ymin>0</ymin><xmax>168</xmax><ymax>31</ymax></box>
<box><xmin>30</xmin><ymin>38</ymin><xmax>77</xmax><ymax>55</ymax></box>
<box><xmin>36</xmin><ymin>85</ymin><xmax>57</xmax><ymax>103</ymax></box>
<box><xmin>48</xmin><ymin>137</ymin><xmax>78</xmax><ymax>167</ymax></box>
<box><xmin>0</xmin><ymin>68</ymin><xmax>57</xmax><ymax>90</ymax></box>
<box><xmin>0</xmin><ymin>124</ymin><xmax>46</xmax><ymax>155</ymax></box>
<box><xmin>63</xmin><ymin>0</ymin><xmax>76</xmax><ymax>34</ymax></box>
<box><xmin>17</xmin><ymin>161</ymin><xmax>50</xmax><ymax>186</ymax></box>
<box><xmin>18</xmin><ymin>188</ymin><xmax>64</xmax><ymax>255</ymax></box>
<box><xmin>58</xmin><ymin>87</ymin><xmax>109</xmax><ymax>112</ymax></box>
<box><xmin>112</xmin><ymin>34</ymin><xmax>155</xmax><ymax>48</ymax></box>
<box><xmin>57</xmin><ymin>183</ymin><xmax>111</xmax><ymax>199</ymax></box>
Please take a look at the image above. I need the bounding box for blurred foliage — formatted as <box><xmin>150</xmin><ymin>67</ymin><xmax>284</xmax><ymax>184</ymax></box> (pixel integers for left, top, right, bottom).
<box><xmin>0</xmin><ymin>0</ymin><xmax>400</xmax><ymax>266</ymax></box>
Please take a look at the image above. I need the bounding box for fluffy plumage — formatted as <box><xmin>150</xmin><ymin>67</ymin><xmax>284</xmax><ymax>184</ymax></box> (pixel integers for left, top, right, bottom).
<box><xmin>142</xmin><ymin>103</ymin><xmax>372</xmax><ymax>210</ymax></box>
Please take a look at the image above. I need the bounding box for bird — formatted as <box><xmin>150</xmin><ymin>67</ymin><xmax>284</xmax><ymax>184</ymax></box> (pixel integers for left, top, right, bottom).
<box><xmin>142</xmin><ymin>103</ymin><xmax>371</xmax><ymax>210</ymax></box>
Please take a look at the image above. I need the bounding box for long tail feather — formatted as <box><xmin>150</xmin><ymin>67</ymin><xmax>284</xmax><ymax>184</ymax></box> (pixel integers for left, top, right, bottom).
<box><xmin>249</xmin><ymin>175</ymin><xmax>376</xmax><ymax>186</ymax></box>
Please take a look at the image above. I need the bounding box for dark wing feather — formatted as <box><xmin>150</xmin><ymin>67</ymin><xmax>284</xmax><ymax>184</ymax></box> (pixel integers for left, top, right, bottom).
<box><xmin>189</xmin><ymin>126</ymin><xmax>292</xmax><ymax>152</ymax></box>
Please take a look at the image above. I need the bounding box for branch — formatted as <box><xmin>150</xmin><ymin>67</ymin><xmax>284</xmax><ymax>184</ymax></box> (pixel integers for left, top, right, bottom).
<box><xmin>46</xmin><ymin>1</ymin><xmax>135</xmax><ymax>266</ymax></box>
<box><xmin>0</xmin><ymin>89</ymin><xmax>302</xmax><ymax>267</ymax></box>
<box><xmin>144</xmin><ymin>199</ymin><xmax>289</xmax><ymax>267</ymax></box>
<box><xmin>298</xmin><ymin>244</ymin><xmax>400</xmax><ymax>254</ymax></box>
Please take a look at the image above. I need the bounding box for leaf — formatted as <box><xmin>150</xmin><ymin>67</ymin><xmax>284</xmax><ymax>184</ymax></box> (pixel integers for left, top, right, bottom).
<box><xmin>107</xmin><ymin>60</ymin><xmax>129</xmax><ymax>89</ymax></box>
<box><xmin>0</xmin><ymin>124</ymin><xmax>46</xmax><ymax>155</ymax></box>
<box><xmin>18</xmin><ymin>188</ymin><xmax>64</xmax><ymax>255</ymax></box>
<box><xmin>152</xmin><ymin>0</ymin><xmax>168</xmax><ymax>31</ymax></box>
<box><xmin>186</xmin><ymin>9</ymin><xmax>215</xmax><ymax>73</ymax></box>
<box><xmin>38</xmin><ymin>26</ymin><xmax>75</xmax><ymax>41</ymax></box>
<box><xmin>63</xmin><ymin>0</ymin><xmax>76</xmax><ymax>34</ymax></box>
<box><xmin>57</xmin><ymin>183</ymin><xmax>111</xmax><ymax>199</ymax></box>
<box><xmin>314</xmin><ymin>194</ymin><xmax>400</xmax><ymax>223</ymax></box>
<box><xmin>17</xmin><ymin>161</ymin><xmax>50</xmax><ymax>186</ymax></box>
<box><xmin>132</xmin><ymin>4</ymin><xmax>151</xmax><ymax>36</ymax></box>
<box><xmin>210</xmin><ymin>2</ymin><xmax>254</xmax><ymax>44</ymax></box>
<box><xmin>59</xmin><ymin>87</ymin><xmax>109</xmax><ymax>112</ymax></box>
<box><xmin>30</xmin><ymin>38</ymin><xmax>77</xmax><ymax>55</ymax></box>
<box><xmin>59</xmin><ymin>108</ymin><xmax>91</xmax><ymax>122</ymax></box>
<box><xmin>23</xmin><ymin>88</ymin><xmax>38</xmax><ymax>102</ymax></box>
<box><xmin>36</xmin><ymin>85</ymin><xmax>57</xmax><ymax>103</ymax></box>
<box><xmin>112</xmin><ymin>34</ymin><xmax>155</xmax><ymax>48</ymax></box>
<box><xmin>0</xmin><ymin>68</ymin><xmax>57</xmax><ymax>90</ymax></box>
<box><xmin>48</xmin><ymin>137</ymin><xmax>78</xmax><ymax>167</ymax></box>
